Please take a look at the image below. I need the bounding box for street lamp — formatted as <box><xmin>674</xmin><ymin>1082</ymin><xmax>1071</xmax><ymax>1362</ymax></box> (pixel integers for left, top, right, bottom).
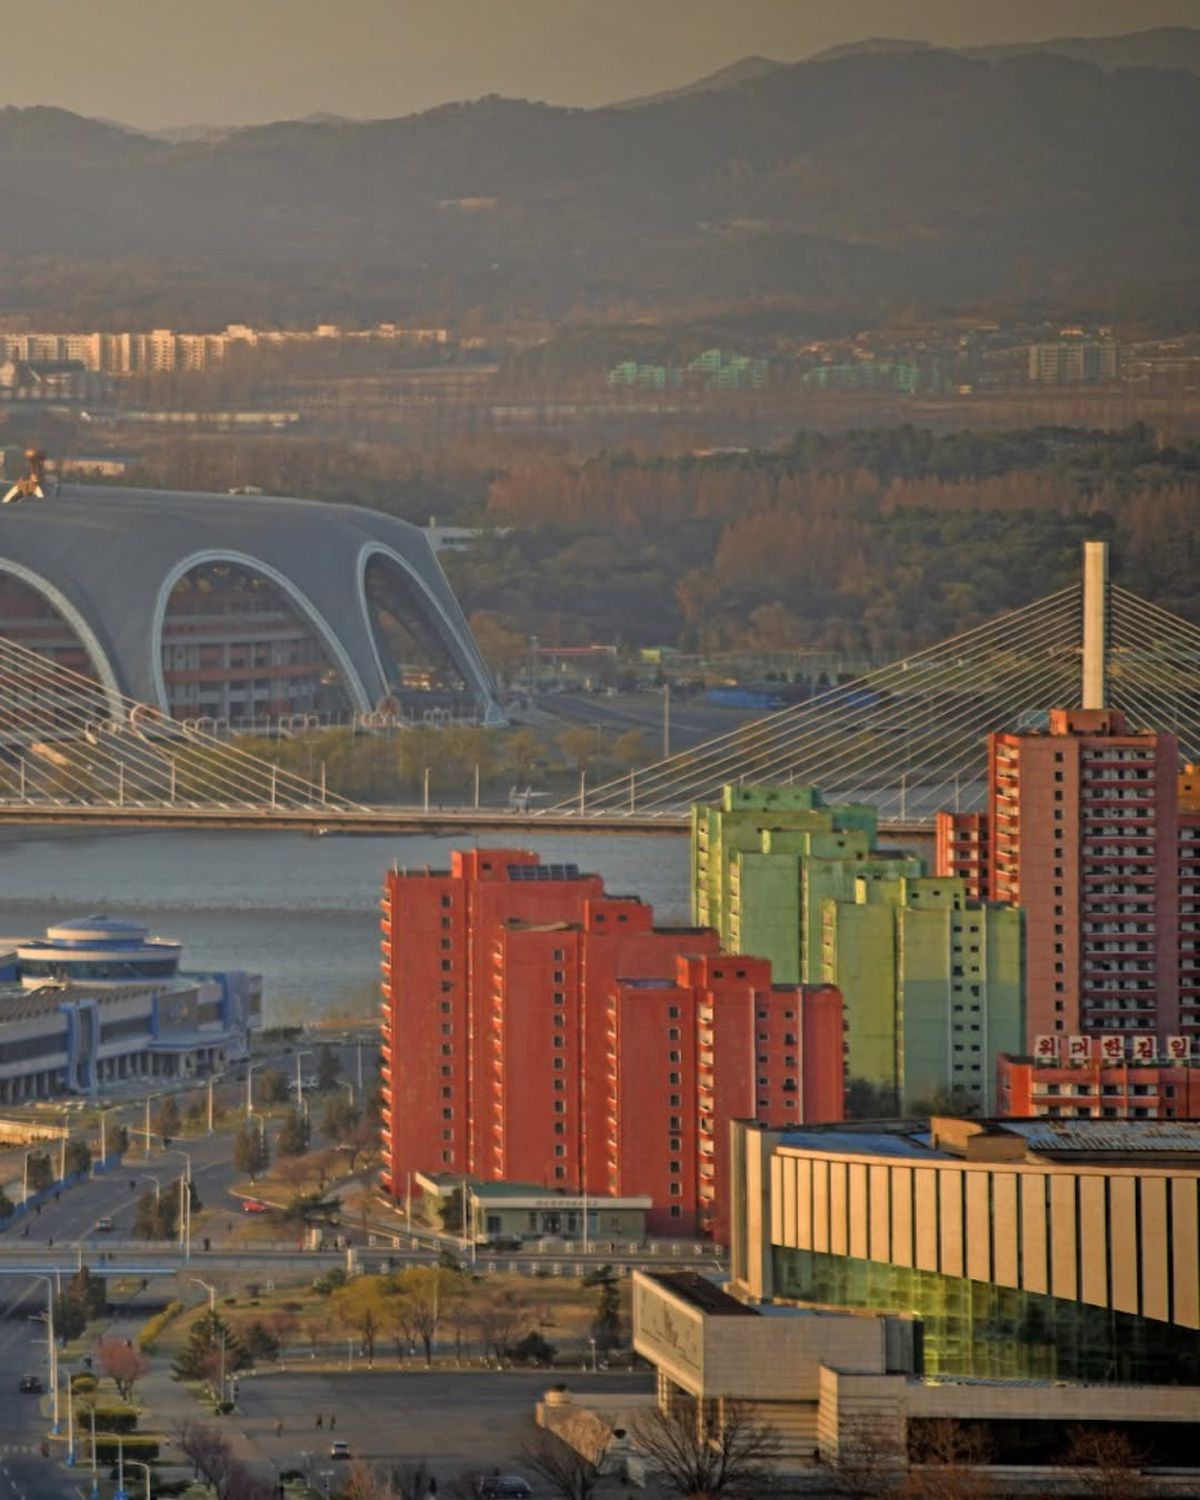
<box><xmin>140</xmin><ymin>1174</ymin><xmax>161</xmax><ymax>1202</ymax></box>
<box><xmin>61</xmin><ymin>1363</ymin><xmax>75</xmax><ymax>1465</ymax></box>
<box><xmin>337</xmin><ymin>1080</ymin><xmax>355</xmax><ymax>1106</ymax></box>
<box><xmin>294</xmin><ymin>1051</ymin><xmax>314</xmax><ymax>1111</ymax></box>
<box><xmin>589</xmin><ymin>1336</ymin><xmax>598</xmax><ymax>1373</ymax></box>
<box><xmin>31</xmin><ymin>1276</ymin><xmax>59</xmax><ymax>1434</ymax></box>
<box><xmin>245</xmin><ymin>1062</ymin><xmax>261</xmax><ymax>1118</ymax></box>
<box><xmin>205</xmin><ymin>1073</ymin><xmax>224</xmax><ymax>1135</ymax></box>
<box><xmin>86</xmin><ymin>1401</ymin><xmax>99</xmax><ymax>1500</ymax></box>
<box><xmin>162</xmin><ymin>1148</ymin><xmax>192</xmax><ymax>1259</ymax></box>
<box><xmin>188</xmin><ymin>1276</ymin><xmax>217</xmax><ymax>1313</ymax></box>
<box><xmin>125</xmin><ymin>1457</ymin><xmax>152</xmax><ymax>1500</ymax></box>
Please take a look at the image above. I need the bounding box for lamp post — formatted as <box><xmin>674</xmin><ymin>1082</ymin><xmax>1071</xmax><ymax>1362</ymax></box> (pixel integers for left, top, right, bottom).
<box><xmin>589</xmin><ymin>1336</ymin><xmax>598</xmax><ymax>1373</ymax></box>
<box><xmin>32</xmin><ymin>1276</ymin><xmax>59</xmax><ymax>1434</ymax></box>
<box><xmin>245</xmin><ymin>1062</ymin><xmax>261</xmax><ymax>1118</ymax></box>
<box><xmin>114</xmin><ymin>1433</ymin><xmax>128</xmax><ymax>1500</ymax></box>
<box><xmin>87</xmin><ymin>1402</ymin><xmax>99</xmax><ymax>1500</ymax></box>
<box><xmin>125</xmin><ymin>1458</ymin><xmax>152</xmax><ymax>1500</ymax></box>
<box><xmin>163</xmin><ymin>1148</ymin><xmax>192</xmax><ymax>1259</ymax></box>
<box><xmin>62</xmin><ymin>1364</ymin><xmax>75</xmax><ymax>1465</ymax></box>
<box><xmin>188</xmin><ymin>1276</ymin><xmax>217</xmax><ymax>1313</ymax></box>
<box><xmin>140</xmin><ymin>1174</ymin><xmax>161</xmax><ymax>1202</ymax></box>
<box><xmin>337</xmin><ymin>1080</ymin><xmax>355</xmax><ymax>1106</ymax></box>
<box><xmin>294</xmin><ymin>1051</ymin><xmax>314</xmax><ymax>1112</ymax></box>
<box><xmin>206</xmin><ymin>1073</ymin><xmax>223</xmax><ymax>1134</ymax></box>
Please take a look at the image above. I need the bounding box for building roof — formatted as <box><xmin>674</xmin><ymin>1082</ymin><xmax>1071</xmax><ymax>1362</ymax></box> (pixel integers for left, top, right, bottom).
<box><xmin>647</xmin><ymin>1272</ymin><xmax>760</xmax><ymax>1317</ymax></box>
<box><xmin>0</xmin><ymin>483</ymin><xmax>499</xmax><ymax>719</ymax></box>
<box><xmin>775</xmin><ymin>1116</ymin><xmax>1200</xmax><ymax>1165</ymax></box>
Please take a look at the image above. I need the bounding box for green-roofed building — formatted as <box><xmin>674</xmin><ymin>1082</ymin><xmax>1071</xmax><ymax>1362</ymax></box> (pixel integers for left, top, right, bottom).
<box><xmin>691</xmin><ymin>786</ymin><xmax>1024</xmax><ymax>1111</ymax></box>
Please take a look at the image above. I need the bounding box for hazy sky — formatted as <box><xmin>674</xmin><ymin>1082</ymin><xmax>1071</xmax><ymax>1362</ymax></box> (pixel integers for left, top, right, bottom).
<box><xmin>8</xmin><ymin>0</ymin><xmax>1198</xmax><ymax>129</ymax></box>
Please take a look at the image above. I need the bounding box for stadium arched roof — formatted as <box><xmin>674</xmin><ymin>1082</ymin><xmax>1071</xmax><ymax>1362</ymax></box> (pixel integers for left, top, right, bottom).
<box><xmin>0</xmin><ymin>484</ymin><xmax>502</xmax><ymax>722</ymax></box>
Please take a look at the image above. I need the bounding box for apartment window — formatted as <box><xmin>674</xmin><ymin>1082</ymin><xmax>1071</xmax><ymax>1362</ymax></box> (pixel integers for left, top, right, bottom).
<box><xmin>442</xmin><ymin>1151</ymin><xmax>453</xmax><ymax>1164</ymax></box>
<box><xmin>553</xmin><ymin>970</ymin><xmax>565</xmax><ymax>983</ymax></box>
<box><xmin>441</xmin><ymin>1107</ymin><xmax>452</xmax><ymax>1119</ymax></box>
<box><xmin>670</xmin><ymin>1206</ymin><xmax>681</xmax><ymax>1218</ymax></box>
<box><xmin>441</xmin><ymin>1045</ymin><xmax>452</xmax><ymax>1056</ymax></box>
<box><xmin>669</xmin><ymin>1183</ymin><xmax>682</xmax><ymax>1196</ymax></box>
<box><xmin>669</xmin><ymin>1072</ymin><xmax>680</xmax><ymax>1085</ymax></box>
<box><xmin>554</xmin><ymin>1036</ymin><xmax>565</xmax><ymax>1048</ymax></box>
<box><xmin>669</xmin><ymin>1160</ymin><xmax>681</xmax><ymax>1174</ymax></box>
<box><xmin>440</xmin><ymin>916</ymin><xmax>451</xmax><ymax>931</ymax></box>
<box><xmin>554</xmin><ymin>1122</ymin><xmax>565</xmax><ymax>1135</ymax></box>
<box><xmin>670</xmin><ymin>1117</ymin><xmax>681</xmax><ymax>1130</ymax></box>
<box><xmin>553</xmin><ymin>949</ymin><xmax>564</xmax><ymax>962</ymax></box>
<box><xmin>669</xmin><ymin>1050</ymin><xmax>681</xmax><ymax>1063</ymax></box>
<box><xmin>553</xmin><ymin>992</ymin><xmax>565</xmax><ymax>1006</ymax></box>
<box><xmin>554</xmin><ymin>1100</ymin><xmax>565</xmax><ymax>1113</ymax></box>
<box><xmin>439</xmin><ymin>938</ymin><xmax>451</xmax><ymax>952</ymax></box>
<box><xmin>554</xmin><ymin>1058</ymin><xmax>565</xmax><ymax>1070</ymax></box>
<box><xmin>554</xmin><ymin>1014</ymin><xmax>565</xmax><ymax>1028</ymax></box>
<box><xmin>440</xmin><ymin>894</ymin><xmax>452</xmax><ymax>908</ymax></box>
<box><xmin>440</xmin><ymin>1001</ymin><xmax>451</xmax><ymax>1014</ymax></box>
<box><xmin>554</xmin><ymin>1079</ymin><xmax>564</xmax><ymax>1091</ymax></box>
<box><xmin>440</xmin><ymin>959</ymin><xmax>452</xmax><ymax>973</ymax></box>
<box><xmin>554</xmin><ymin>1144</ymin><xmax>565</xmax><ymax>1158</ymax></box>
<box><xmin>440</xmin><ymin>1023</ymin><xmax>452</xmax><ymax>1036</ymax></box>
<box><xmin>441</xmin><ymin>1086</ymin><xmax>452</xmax><ymax>1099</ymax></box>
<box><xmin>441</xmin><ymin>1065</ymin><xmax>451</xmax><ymax>1077</ymax></box>
<box><xmin>669</xmin><ymin>1094</ymin><xmax>681</xmax><ymax>1107</ymax></box>
<box><xmin>555</xmin><ymin>1167</ymin><xmax>566</xmax><ymax>1180</ymax></box>
<box><xmin>441</xmin><ymin>982</ymin><xmax>452</xmax><ymax>994</ymax></box>
<box><xmin>668</xmin><ymin>1028</ymin><xmax>680</xmax><ymax>1041</ymax></box>
<box><xmin>668</xmin><ymin>1006</ymin><xmax>680</xmax><ymax>1019</ymax></box>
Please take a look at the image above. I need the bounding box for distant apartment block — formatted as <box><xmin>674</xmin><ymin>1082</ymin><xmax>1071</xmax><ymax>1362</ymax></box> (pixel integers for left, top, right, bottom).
<box><xmin>1027</xmin><ymin>338</ymin><xmax>1119</xmax><ymax>385</ymax></box>
<box><xmin>379</xmin><ymin>848</ymin><xmax>843</xmax><ymax>1239</ymax></box>
<box><xmin>0</xmin><ymin>322</ymin><xmax>451</xmax><ymax>377</ymax></box>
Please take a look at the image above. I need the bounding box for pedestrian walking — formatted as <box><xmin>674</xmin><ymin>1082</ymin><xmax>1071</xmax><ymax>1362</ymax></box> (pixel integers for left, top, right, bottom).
<box><xmin>275</xmin><ymin>1420</ymin><xmax>283</xmax><ymax>1439</ymax></box>
<box><xmin>329</xmin><ymin>1414</ymin><xmax>336</xmax><ymax>1432</ymax></box>
<box><xmin>315</xmin><ymin>1414</ymin><xmax>323</xmax><ymax>1431</ymax></box>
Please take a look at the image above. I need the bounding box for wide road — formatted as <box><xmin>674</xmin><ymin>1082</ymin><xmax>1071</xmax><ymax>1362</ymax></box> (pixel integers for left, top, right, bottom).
<box><xmin>0</xmin><ymin>1281</ymin><xmax>75</xmax><ymax>1500</ymax></box>
<box><xmin>236</xmin><ymin>1368</ymin><xmax>653</xmax><ymax>1491</ymax></box>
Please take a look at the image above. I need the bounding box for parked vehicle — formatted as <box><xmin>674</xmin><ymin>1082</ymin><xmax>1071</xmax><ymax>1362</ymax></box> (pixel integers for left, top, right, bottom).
<box><xmin>478</xmin><ymin>1478</ymin><xmax>532</xmax><ymax>1499</ymax></box>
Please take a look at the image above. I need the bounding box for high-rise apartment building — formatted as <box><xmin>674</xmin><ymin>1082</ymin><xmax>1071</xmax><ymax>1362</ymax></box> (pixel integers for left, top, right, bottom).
<box><xmin>820</xmin><ymin>875</ymin><xmax>1023</xmax><ymax>1111</ymax></box>
<box><xmin>691</xmin><ymin>786</ymin><xmax>1019</xmax><ymax>1109</ymax></box>
<box><xmin>987</xmin><ymin>708</ymin><xmax>1181</xmax><ymax>1043</ymax></box>
<box><xmin>379</xmin><ymin>848</ymin><xmax>843</xmax><ymax>1239</ymax></box>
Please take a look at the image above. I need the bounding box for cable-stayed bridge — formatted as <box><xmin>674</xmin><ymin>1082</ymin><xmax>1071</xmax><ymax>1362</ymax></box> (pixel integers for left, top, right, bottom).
<box><xmin>0</xmin><ymin>543</ymin><xmax>1196</xmax><ymax>834</ymax></box>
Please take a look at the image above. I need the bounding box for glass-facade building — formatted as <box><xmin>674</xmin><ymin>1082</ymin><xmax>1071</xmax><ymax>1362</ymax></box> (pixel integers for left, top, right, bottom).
<box><xmin>732</xmin><ymin>1117</ymin><xmax>1200</xmax><ymax>1388</ymax></box>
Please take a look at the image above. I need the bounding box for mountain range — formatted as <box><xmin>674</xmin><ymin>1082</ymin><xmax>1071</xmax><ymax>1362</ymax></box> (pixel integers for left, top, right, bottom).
<box><xmin>1</xmin><ymin>38</ymin><xmax>1197</xmax><ymax>327</ymax></box>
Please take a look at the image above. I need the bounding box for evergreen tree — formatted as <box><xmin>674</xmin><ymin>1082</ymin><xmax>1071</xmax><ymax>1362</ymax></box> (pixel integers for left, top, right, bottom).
<box><xmin>316</xmin><ymin>1043</ymin><xmax>340</xmax><ymax>1092</ymax></box>
<box><xmin>64</xmin><ymin>1139</ymin><xmax>92</xmax><ymax>1176</ymax></box>
<box><xmin>276</xmin><ymin>1108</ymin><xmax>311</xmax><ymax>1158</ymax></box>
<box><xmin>259</xmin><ymin>1068</ymin><xmax>289</xmax><ymax>1105</ymax></box>
<box><xmin>590</xmin><ymin>1271</ymin><xmax>622</xmax><ymax>1352</ymax></box>
<box><xmin>320</xmin><ymin>1093</ymin><xmax>359</xmax><ymax>1143</ymax></box>
<box><xmin>172</xmin><ymin>1309</ymin><xmax>249</xmax><ymax>1382</ymax></box>
<box><xmin>233</xmin><ymin>1122</ymin><xmax>270</xmax><ymax>1179</ymax></box>
<box><xmin>26</xmin><ymin>1152</ymin><xmax>54</xmax><ymax>1191</ymax></box>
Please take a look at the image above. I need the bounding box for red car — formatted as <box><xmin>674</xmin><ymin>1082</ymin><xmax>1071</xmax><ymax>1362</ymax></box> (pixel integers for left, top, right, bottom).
<box><xmin>241</xmin><ymin>1198</ymin><xmax>269</xmax><ymax>1214</ymax></box>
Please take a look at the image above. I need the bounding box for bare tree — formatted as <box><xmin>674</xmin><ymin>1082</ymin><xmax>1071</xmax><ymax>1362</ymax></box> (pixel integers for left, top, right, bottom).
<box><xmin>387</xmin><ymin>1461</ymin><xmax>432</xmax><ymax>1500</ymax></box>
<box><xmin>828</xmin><ymin>1414</ymin><xmax>905</xmax><ymax>1499</ymax></box>
<box><xmin>901</xmin><ymin>1420</ymin><xmax>993</xmax><ymax>1500</ymax></box>
<box><xmin>1062</xmin><ymin>1427</ymin><xmax>1150</xmax><ymax>1500</ymax></box>
<box><xmin>632</xmin><ymin>1398</ymin><xmax>779</xmax><ymax>1498</ymax></box>
<box><xmin>475</xmin><ymin>1287</ymin><xmax>528</xmax><ymax>1364</ymax></box>
<box><xmin>520</xmin><ymin>1417</ymin><xmax>609</xmax><ymax>1500</ymax></box>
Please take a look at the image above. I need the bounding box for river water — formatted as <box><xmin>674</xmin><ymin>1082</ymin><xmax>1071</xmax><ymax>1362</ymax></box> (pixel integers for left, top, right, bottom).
<box><xmin>0</xmin><ymin>828</ymin><xmax>690</xmax><ymax>1023</ymax></box>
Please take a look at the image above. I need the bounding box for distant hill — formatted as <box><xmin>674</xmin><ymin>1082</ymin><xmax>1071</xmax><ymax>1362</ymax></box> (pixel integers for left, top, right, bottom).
<box><xmin>1</xmin><ymin>47</ymin><xmax>1197</xmax><ymax>326</ymax></box>
<box><xmin>613</xmin><ymin>55</ymin><xmax>788</xmax><ymax>109</ymax></box>
<box><xmin>967</xmin><ymin>26</ymin><xmax>1200</xmax><ymax>74</ymax></box>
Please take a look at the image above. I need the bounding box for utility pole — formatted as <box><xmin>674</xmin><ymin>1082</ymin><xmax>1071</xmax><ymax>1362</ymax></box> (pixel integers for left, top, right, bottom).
<box><xmin>662</xmin><ymin>682</ymin><xmax>671</xmax><ymax>758</ymax></box>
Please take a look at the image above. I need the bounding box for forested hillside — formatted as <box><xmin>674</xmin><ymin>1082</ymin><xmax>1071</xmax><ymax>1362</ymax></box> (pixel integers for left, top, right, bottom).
<box><xmin>0</xmin><ymin>44</ymin><xmax>1197</xmax><ymax>325</ymax></box>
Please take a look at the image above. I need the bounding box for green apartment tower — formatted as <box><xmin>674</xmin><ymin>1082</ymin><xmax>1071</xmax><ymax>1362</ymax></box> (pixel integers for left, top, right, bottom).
<box><xmin>691</xmin><ymin>786</ymin><xmax>1024</xmax><ymax>1110</ymax></box>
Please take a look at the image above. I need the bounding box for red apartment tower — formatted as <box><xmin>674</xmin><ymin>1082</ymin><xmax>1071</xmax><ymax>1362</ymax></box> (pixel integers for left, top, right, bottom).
<box><xmin>379</xmin><ymin>849</ymin><xmax>843</xmax><ymax>1239</ymax></box>
<box><xmin>986</xmin><ymin>708</ymin><xmax>1181</xmax><ymax>1044</ymax></box>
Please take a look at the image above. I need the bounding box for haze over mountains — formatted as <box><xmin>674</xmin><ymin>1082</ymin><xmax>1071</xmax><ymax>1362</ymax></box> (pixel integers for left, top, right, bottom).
<box><xmin>1</xmin><ymin>33</ymin><xmax>1197</xmax><ymax>328</ymax></box>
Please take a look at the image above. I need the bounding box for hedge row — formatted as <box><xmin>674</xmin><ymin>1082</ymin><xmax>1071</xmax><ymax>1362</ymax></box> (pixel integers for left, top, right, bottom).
<box><xmin>137</xmin><ymin>1300</ymin><xmax>184</xmax><ymax>1352</ymax></box>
